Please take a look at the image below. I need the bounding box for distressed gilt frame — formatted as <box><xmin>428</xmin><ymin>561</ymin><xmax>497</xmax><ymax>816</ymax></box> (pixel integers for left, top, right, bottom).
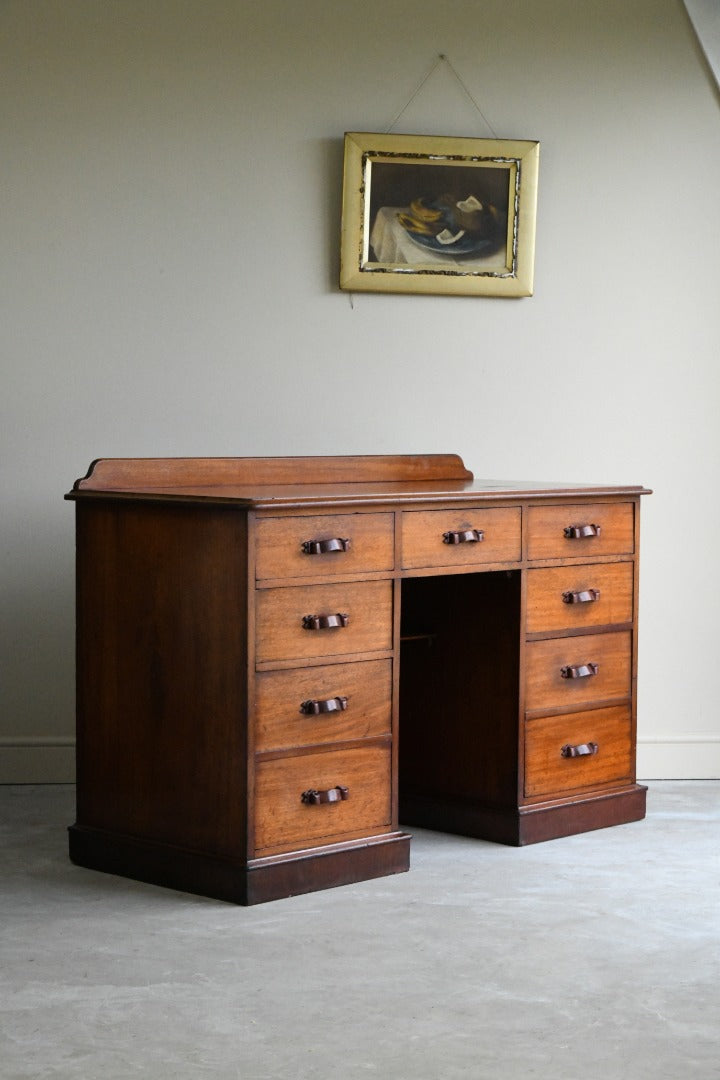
<box><xmin>340</xmin><ymin>131</ymin><xmax>539</xmax><ymax>298</ymax></box>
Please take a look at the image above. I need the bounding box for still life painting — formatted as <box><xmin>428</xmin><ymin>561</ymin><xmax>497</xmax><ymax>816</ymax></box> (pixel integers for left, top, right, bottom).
<box><xmin>340</xmin><ymin>132</ymin><xmax>539</xmax><ymax>297</ymax></box>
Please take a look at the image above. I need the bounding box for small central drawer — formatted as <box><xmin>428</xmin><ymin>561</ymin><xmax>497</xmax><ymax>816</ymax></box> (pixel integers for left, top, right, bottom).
<box><xmin>255</xmin><ymin>580</ymin><xmax>392</xmax><ymax>665</ymax></box>
<box><xmin>527</xmin><ymin>502</ymin><xmax>634</xmax><ymax>561</ymax></box>
<box><xmin>524</xmin><ymin>704</ymin><xmax>632</xmax><ymax>797</ymax></box>
<box><xmin>525</xmin><ymin>631</ymin><xmax>632</xmax><ymax>713</ymax></box>
<box><xmin>255</xmin><ymin>512</ymin><xmax>394</xmax><ymax>581</ymax></box>
<box><xmin>401</xmin><ymin>507</ymin><xmax>521</xmax><ymax>570</ymax></box>
<box><xmin>255</xmin><ymin>659</ymin><xmax>392</xmax><ymax>752</ymax></box>
<box><xmin>526</xmin><ymin>562</ymin><xmax>633</xmax><ymax>634</ymax></box>
<box><xmin>254</xmin><ymin>742</ymin><xmax>392</xmax><ymax>855</ymax></box>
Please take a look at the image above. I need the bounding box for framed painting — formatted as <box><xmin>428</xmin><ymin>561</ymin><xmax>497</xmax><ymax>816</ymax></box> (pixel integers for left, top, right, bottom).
<box><xmin>339</xmin><ymin>132</ymin><xmax>539</xmax><ymax>298</ymax></box>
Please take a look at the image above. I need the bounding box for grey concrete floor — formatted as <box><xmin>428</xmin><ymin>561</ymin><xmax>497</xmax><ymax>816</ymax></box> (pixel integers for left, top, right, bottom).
<box><xmin>1</xmin><ymin>783</ymin><xmax>718</xmax><ymax>1080</ymax></box>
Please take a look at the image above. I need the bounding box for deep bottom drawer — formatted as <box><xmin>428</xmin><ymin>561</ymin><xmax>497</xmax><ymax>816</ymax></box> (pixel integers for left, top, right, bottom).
<box><xmin>524</xmin><ymin>705</ymin><xmax>632</xmax><ymax>798</ymax></box>
<box><xmin>254</xmin><ymin>742</ymin><xmax>392</xmax><ymax>855</ymax></box>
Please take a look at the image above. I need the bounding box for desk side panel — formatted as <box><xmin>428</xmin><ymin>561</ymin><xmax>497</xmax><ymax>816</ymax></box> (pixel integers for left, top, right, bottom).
<box><xmin>73</xmin><ymin>501</ymin><xmax>249</xmax><ymax>860</ymax></box>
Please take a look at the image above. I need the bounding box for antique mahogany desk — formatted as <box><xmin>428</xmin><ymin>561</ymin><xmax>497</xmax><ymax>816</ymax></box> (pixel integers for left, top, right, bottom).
<box><xmin>66</xmin><ymin>455</ymin><xmax>650</xmax><ymax>905</ymax></box>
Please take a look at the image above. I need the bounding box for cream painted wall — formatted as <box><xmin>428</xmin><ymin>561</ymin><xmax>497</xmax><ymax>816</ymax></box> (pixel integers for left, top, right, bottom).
<box><xmin>2</xmin><ymin>0</ymin><xmax>719</xmax><ymax>782</ymax></box>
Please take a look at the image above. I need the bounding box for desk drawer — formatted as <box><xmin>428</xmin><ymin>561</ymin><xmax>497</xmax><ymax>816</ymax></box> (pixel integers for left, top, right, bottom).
<box><xmin>525</xmin><ymin>631</ymin><xmax>632</xmax><ymax>713</ymax></box>
<box><xmin>255</xmin><ymin>512</ymin><xmax>394</xmax><ymax>580</ymax></box>
<box><xmin>255</xmin><ymin>659</ymin><xmax>392</xmax><ymax>752</ymax></box>
<box><xmin>254</xmin><ymin>742</ymin><xmax>392</xmax><ymax>854</ymax></box>
<box><xmin>401</xmin><ymin>507</ymin><xmax>521</xmax><ymax>570</ymax></box>
<box><xmin>255</xmin><ymin>580</ymin><xmax>392</xmax><ymax>664</ymax></box>
<box><xmin>526</xmin><ymin>562</ymin><xmax>633</xmax><ymax>634</ymax></box>
<box><xmin>524</xmin><ymin>704</ymin><xmax>632</xmax><ymax>797</ymax></box>
<box><xmin>527</xmin><ymin>502</ymin><xmax>634</xmax><ymax>561</ymax></box>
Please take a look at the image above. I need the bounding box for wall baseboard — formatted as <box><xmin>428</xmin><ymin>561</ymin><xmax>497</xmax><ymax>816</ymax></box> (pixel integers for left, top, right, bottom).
<box><xmin>637</xmin><ymin>736</ymin><xmax>720</xmax><ymax>780</ymax></box>
<box><xmin>0</xmin><ymin>738</ymin><xmax>75</xmax><ymax>783</ymax></box>
<box><xmin>2</xmin><ymin>737</ymin><xmax>718</xmax><ymax>783</ymax></box>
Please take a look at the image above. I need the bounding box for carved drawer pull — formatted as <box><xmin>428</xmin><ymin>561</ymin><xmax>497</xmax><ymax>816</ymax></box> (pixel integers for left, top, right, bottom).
<box><xmin>563</xmin><ymin>523</ymin><xmax>601</xmax><ymax>539</ymax></box>
<box><xmin>299</xmin><ymin>696</ymin><xmax>348</xmax><ymax>715</ymax></box>
<box><xmin>562</xmin><ymin>588</ymin><xmax>601</xmax><ymax>605</ymax></box>
<box><xmin>561</xmin><ymin>742</ymin><xmax>599</xmax><ymax>758</ymax></box>
<box><xmin>301</xmin><ymin>785</ymin><xmax>350</xmax><ymax>805</ymax></box>
<box><xmin>560</xmin><ymin>662</ymin><xmax>599</xmax><ymax>680</ymax></box>
<box><xmin>301</xmin><ymin>538</ymin><xmax>351</xmax><ymax>555</ymax></box>
<box><xmin>443</xmin><ymin>528</ymin><xmax>484</xmax><ymax>545</ymax></box>
<box><xmin>301</xmin><ymin>613</ymin><xmax>349</xmax><ymax>631</ymax></box>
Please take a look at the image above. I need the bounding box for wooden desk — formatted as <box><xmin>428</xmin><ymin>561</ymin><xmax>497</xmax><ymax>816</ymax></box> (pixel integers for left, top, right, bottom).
<box><xmin>66</xmin><ymin>455</ymin><xmax>650</xmax><ymax>905</ymax></box>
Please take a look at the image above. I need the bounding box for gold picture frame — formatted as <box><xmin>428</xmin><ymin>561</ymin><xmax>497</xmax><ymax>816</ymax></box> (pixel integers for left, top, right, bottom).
<box><xmin>339</xmin><ymin>131</ymin><xmax>539</xmax><ymax>298</ymax></box>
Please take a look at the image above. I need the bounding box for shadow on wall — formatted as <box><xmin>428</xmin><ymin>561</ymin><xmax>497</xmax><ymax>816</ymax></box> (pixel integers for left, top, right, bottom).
<box><xmin>682</xmin><ymin>0</ymin><xmax>720</xmax><ymax>99</ymax></box>
<box><xmin>1</xmin><ymin>522</ymin><xmax>76</xmax><ymax>767</ymax></box>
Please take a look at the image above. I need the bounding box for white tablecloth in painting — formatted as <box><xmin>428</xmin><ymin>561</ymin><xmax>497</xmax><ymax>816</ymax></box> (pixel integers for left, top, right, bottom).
<box><xmin>369</xmin><ymin>206</ymin><xmax>508</xmax><ymax>270</ymax></box>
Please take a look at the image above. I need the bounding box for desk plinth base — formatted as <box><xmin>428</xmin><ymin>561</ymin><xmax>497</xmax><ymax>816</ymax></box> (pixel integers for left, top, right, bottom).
<box><xmin>68</xmin><ymin>825</ymin><xmax>411</xmax><ymax>905</ymax></box>
<box><xmin>401</xmin><ymin>785</ymin><xmax>647</xmax><ymax>846</ymax></box>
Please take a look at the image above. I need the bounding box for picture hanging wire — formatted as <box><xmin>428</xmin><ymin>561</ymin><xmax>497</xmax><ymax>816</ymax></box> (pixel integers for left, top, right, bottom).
<box><xmin>347</xmin><ymin>54</ymin><xmax>498</xmax><ymax>308</ymax></box>
<box><xmin>386</xmin><ymin>53</ymin><xmax>498</xmax><ymax>137</ymax></box>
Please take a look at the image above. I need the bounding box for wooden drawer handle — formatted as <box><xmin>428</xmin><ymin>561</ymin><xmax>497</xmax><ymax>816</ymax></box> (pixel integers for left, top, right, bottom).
<box><xmin>301</xmin><ymin>613</ymin><xmax>349</xmax><ymax>630</ymax></box>
<box><xmin>299</xmin><ymin>696</ymin><xmax>348</xmax><ymax>715</ymax></box>
<box><xmin>560</xmin><ymin>662</ymin><xmax>599</xmax><ymax>679</ymax></box>
<box><xmin>564</xmin><ymin>523</ymin><xmax>601</xmax><ymax>539</ymax></box>
<box><xmin>562</xmin><ymin>588</ymin><xmax>601</xmax><ymax>604</ymax></box>
<box><xmin>301</xmin><ymin>785</ymin><xmax>350</xmax><ymax>805</ymax></box>
<box><xmin>561</xmin><ymin>741</ymin><xmax>599</xmax><ymax>758</ymax></box>
<box><xmin>301</xmin><ymin>538</ymin><xmax>351</xmax><ymax>555</ymax></box>
<box><xmin>443</xmin><ymin>528</ymin><xmax>484</xmax><ymax>545</ymax></box>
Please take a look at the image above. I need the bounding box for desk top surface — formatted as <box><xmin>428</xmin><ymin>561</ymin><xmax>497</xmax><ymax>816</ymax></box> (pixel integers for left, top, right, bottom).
<box><xmin>67</xmin><ymin>455</ymin><xmax>651</xmax><ymax>509</ymax></box>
